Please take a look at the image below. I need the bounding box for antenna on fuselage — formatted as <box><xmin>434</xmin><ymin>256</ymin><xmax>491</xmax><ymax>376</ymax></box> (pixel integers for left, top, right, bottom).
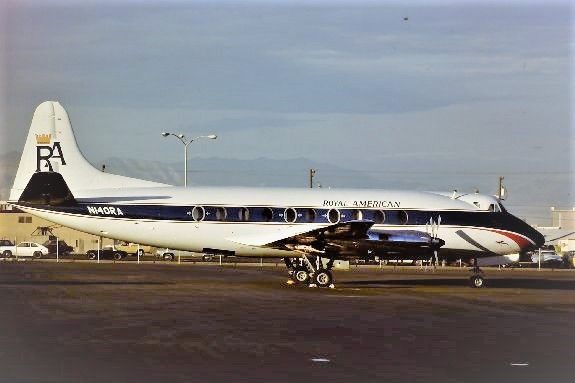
<box><xmin>498</xmin><ymin>176</ymin><xmax>507</xmax><ymax>200</ymax></box>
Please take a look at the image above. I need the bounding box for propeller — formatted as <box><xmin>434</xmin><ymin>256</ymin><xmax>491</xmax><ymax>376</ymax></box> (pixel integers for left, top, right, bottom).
<box><xmin>427</xmin><ymin>215</ymin><xmax>444</xmax><ymax>270</ymax></box>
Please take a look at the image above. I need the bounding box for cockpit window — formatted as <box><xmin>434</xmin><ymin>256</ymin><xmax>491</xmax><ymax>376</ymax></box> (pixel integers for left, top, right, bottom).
<box><xmin>497</xmin><ymin>202</ymin><xmax>507</xmax><ymax>213</ymax></box>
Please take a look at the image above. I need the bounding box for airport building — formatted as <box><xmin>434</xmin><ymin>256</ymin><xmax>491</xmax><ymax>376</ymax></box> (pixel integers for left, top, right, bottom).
<box><xmin>0</xmin><ymin>201</ymin><xmax>113</xmax><ymax>252</ymax></box>
<box><xmin>550</xmin><ymin>207</ymin><xmax>575</xmax><ymax>231</ymax></box>
<box><xmin>549</xmin><ymin>207</ymin><xmax>575</xmax><ymax>252</ymax></box>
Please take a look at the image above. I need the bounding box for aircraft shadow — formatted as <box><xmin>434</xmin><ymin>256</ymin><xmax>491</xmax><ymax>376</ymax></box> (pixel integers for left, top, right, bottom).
<box><xmin>0</xmin><ymin>280</ymin><xmax>169</xmax><ymax>286</ymax></box>
<box><xmin>339</xmin><ymin>278</ymin><xmax>575</xmax><ymax>290</ymax></box>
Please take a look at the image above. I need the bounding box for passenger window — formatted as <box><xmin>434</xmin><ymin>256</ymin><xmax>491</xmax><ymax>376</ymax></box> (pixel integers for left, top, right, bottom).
<box><xmin>303</xmin><ymin>209</ymin><xmax>316</xmax><ymax>223</ymax></box>
<box><xmin>284</xmin><ymin>208</ymin><xmax>297</xmax><ymax>223</ymax></box>
<box><xmin>328</xmin><ymin>209</ymin><xmax>340</xmax><ymax>224</ymax></box>
<box><xmin>215</xmin><ymin>207</ymin><xmax>227</xmax><ymax>221</ymax></box>
<box><xmin>373</xmin><ymin>210</ymin><xmax>385</xmax><ymax>224</ymax></box>
<box><xmin>238</xmin><ymin>207</ymin><xmax>250</xmax><ymax>221</ymax></box>
<box><xmin>262</xmin><ymin>208</ymin><xmax>273</xmax><ymax>222</ymax></box>
<box><xmin>398</xmin><ymin>210</ymin><xmax>409</xmax><ymax>225</ymax></box>
<box><xmin>192</xmin><ymin>206</ymin><xmax>205</xmax><ymax>221</ymax></box>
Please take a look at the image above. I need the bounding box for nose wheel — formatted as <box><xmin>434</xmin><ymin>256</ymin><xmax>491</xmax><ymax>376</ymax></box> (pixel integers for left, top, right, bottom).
<box><xmin>469</xmin><ymin>274</ymin><xmax>485</xmax><ymax>288</ymax></box>
<box><xmin>469</xmin><ymin>258</ymin><xmax>486</xmax><ymax>288</ymax></box>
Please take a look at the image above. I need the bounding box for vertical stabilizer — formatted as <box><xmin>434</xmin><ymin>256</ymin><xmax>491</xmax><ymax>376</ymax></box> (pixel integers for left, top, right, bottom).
<box><xmin>9</xmin><ymin>101</ymin><xmax>167</xmax><ymax>201</ymax></box>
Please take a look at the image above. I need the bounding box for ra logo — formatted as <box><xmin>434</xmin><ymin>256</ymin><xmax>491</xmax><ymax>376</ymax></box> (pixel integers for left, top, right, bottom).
<box><xmin>35</xmin><ymin>134</ymin><xmax>66</xmax><ymax>172</ymax></box>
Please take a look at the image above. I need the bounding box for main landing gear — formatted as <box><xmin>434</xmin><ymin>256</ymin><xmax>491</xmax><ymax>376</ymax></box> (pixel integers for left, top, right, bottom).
<box><xmin>284</xmin><ymin>256</ymin><xmax>335</xmax><ymax>289</ymax></box>
<box><xmin>469</xmin><ymin>258</ymin><xmax>485</xmax><ymax>288</ymax></box>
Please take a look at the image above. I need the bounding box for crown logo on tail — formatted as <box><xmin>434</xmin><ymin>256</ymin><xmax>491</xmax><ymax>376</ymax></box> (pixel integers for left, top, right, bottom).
<box><xmin>35</xmin><ymin>134</ymin><xmax>52</xmax><ymax>144</ymax></box>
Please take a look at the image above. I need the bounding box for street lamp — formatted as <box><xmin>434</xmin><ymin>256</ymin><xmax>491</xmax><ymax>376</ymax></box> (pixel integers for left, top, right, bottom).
<box><xmin>160</xmin><ymin>132</ymin><xmax>217</xmax><ymax>187</ymax></box>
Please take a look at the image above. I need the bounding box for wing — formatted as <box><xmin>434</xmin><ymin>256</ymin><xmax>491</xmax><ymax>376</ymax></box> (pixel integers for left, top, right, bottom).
<box><xmin>229</xmin><ymin>220</ymin><xmax>444</xmax><ymax>260</ymax></box>
<box><xmin>226</xmin><ymin>220</ymin><xmax>374</xmax><ymax>248</ymax></box>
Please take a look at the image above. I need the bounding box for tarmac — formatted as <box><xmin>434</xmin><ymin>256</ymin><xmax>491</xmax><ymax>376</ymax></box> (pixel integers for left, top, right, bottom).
<box><xmin>0</xmin><ymin>261</ymin><xmax>574</xmax><ymax>383</ymax></box>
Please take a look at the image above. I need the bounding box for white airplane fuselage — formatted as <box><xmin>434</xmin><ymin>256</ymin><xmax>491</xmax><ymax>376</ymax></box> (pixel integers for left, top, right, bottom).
<box><xmin>14</xmin><ymin>185</ymin><xmax>542</xmax><ymax>260</ymax></box>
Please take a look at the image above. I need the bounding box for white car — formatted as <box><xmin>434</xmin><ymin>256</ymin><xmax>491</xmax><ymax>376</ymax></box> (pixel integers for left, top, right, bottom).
<box><xmin>1</xmin><ymin>241</ymin><xmax>49</xmax><ymax>258</ymax></box>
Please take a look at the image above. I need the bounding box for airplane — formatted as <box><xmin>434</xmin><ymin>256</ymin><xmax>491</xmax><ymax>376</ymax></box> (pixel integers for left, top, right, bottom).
<box><xmin>8</xmin><ymin>101</ymin><xmax>545</xmax><ymax>288</ymax></box>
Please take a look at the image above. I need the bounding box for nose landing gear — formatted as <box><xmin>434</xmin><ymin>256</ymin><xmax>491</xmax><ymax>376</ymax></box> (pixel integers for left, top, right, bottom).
<box><xmin>469</xmin><ymin>258</ymin><xmax>485</xmax><ymax>288</ymax></box>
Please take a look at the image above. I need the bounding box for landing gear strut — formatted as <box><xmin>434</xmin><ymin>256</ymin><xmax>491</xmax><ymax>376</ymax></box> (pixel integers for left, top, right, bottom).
<box><xmin>469</xmin><ymin>258</ymin><xmax>485</xmax><ymax>288</ymax></box>
<box><xmin>283</xmin><ymin>256</ymin><xmax>335</xmax><ymax>288</ymax></box>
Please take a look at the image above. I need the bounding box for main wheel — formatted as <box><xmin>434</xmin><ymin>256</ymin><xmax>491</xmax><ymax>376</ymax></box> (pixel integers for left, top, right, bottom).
<box><xmin>293</xmin><ymin>266</ymin><xmax>310</xmax><ymax>285</ymax></box>
<box><xmin>163</xmin><ymin>253</ymin><xmax>175</xmax><ymax>262</ymax></box>
<box><xmin>3</xmin><ymin>250</ymin><xmax>12</xmax><ymax>258</ymax></box>
<box><xmin>314</xmin><ymin>269</ymin><xmax>333</xmax><ymax>288</ymax></box>
<box><xmin>469</xmin><ymin>275</ymin><xmax>485</xmax><ymax>288</ymax></box>
<box><xmin>113</xmin><ymin>252</ymin><xmax>124</xmax><ymax>261</ymax></box>
<box><xmin>33</xmin><ymin>251</ymin><xmax>42</xmax><ymax>259</ymax></box>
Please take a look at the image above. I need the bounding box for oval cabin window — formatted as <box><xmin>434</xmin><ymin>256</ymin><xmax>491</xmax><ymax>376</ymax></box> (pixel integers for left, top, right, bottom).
<box><xmin>284</xmin><ymin>208</ymin><xmax>297</xmax><ymax>223</ymax></box>
<box><xmin>191</xmin><ymin>206</ymin><xmax>205</xmax><ymax>221</ymax></box>
<box><xmin>327</xmin><ymin>209</ymin><xmax>340</xmax><ymax>224</ymax></box>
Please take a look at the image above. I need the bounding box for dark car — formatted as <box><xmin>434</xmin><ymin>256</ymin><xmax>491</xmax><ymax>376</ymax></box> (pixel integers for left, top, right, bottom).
<box><xmin>42</xmin><ymin>239</ymin><xmax>74</xmax><ymax>255</ymax></box>
<box><xmin>86</xmin><ymin>245</ymin><xmax>127</xmax><ymax>261</ymax></box>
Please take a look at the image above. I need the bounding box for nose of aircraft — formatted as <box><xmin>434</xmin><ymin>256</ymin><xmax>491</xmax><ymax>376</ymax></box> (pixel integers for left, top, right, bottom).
<box><xmin>530</xmin><ymin>227</ymin><xmax>545</xmax><ymax>249</ymax></box>
<box><xmin>505</xmin><ymin>213</ymin><xmax>545</xmax><ymax>251</ymax></box>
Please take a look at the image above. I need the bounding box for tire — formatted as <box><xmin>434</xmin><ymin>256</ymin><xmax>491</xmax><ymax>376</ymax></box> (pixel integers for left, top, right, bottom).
<box><xmin>113</xmin><ymin>252</ymin><xmax>124</xmax><ymax>261</ymax></box>
<box><xmin>137</xmin><ymin>249</ymin><xmax>145</xmax><ymax>257</ymax></box>
<box><xmin>33</xmin><ymin>251</ymin><xmax>42</xmax><ymax>259</ymax></box>
<box><xmin>469</xmin><ymin>275</ymin><xmax>485</xmax><ymax>288</ymax></box>
<box><xmin>202</xmin><ymin>254</ymin><xmax>214</xmax><ymax>262</ymax></box>
<box><xmin>293</xmin><ymin>266</ymin><xmax>310</xmax><ymax>285</ymax></box>
<box><xmin>163</xmin><ymin>253</ymin><xmax>175</xmax><ymax>262</ymax></box>
<box><xmin>87</xmin><ymin>251</ymin><xmax>97</xmax><ymax>260</ymax></box>
<box><xmin>3</xmin><ymin>250</ymin><xmax>12</xmax><ymax>258</ymax></box>
<box><xmin>314</xmin><ymin>269</ymin><xmax>333</xmax><ymax>288</ymax></box>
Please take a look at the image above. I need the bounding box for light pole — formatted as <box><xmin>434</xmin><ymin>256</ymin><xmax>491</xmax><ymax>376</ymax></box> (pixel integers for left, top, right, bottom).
<box><xmin>161</xmin><ymin>132</ymin><xmax>217</xmax><ymax>187</ymax></box>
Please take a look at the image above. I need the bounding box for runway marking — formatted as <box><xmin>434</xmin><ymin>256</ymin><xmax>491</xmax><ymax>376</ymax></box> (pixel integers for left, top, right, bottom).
<box><xmin>510</xmin><ymin>363</ymin><xmax>529</xmax><ymax>367</ymax></box>
<box><xmin>311</xmin><ymin>358</ymin><xmax>330</xmax><ymax>363</ymax></box>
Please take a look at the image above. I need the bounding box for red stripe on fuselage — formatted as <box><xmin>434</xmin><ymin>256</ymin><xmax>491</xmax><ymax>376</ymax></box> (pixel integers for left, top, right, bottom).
<box><xmin>486</xmin><ymin>229</ymin><xmax>533</xmax><ymax>250</ymax></box>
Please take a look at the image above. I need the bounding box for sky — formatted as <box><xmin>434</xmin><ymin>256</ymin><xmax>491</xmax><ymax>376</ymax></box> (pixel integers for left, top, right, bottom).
<box><xmin>0</xmin><ymin>0</ymin><xmax>573</xmax><ymax>225</ymax></box>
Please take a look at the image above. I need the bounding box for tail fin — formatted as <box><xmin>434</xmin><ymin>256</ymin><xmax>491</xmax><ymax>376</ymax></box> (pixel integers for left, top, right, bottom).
<box><xmin>9</xmin><ymin>101</ymin><xmax>167</xmax><ymax>202</ymax></box>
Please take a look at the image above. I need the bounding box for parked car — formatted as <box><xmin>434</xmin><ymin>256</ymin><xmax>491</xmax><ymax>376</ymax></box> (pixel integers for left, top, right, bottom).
<box><xmin>0</xmin><ymin>239</ymin><xmax>15</xmax><ymax>257</ymax></box>
<box><xmin>114</xmin><ymin>242</ymin><xmax>152</xmax><ymax>257</ymax></box>
<box><xmin>42</xmin><ymin>239</ymin><xmax>74</xmax><ymax>255</ymax></box>
<box><xmin>561</xmin><ymin>251</ymin><xmax>575</xmax><ymax>269</ymax></box>
<box><xmin>86</xmin><ymin>245</ymin><xmax>128</xmax><ymax>261</ymax></box>
<box><xmin>520</xmin><ymin>249</ymin><xmax>570</xmax><ymax>268</ymax></box>
<box><xmin>1</xmin><ymin>241</ymin><xmax>49</xmax><ymax>258</ymax></box>
<box><xmin>155</xmin><ymin>248</ymin><xmax>214</xmax><ymax>262</ymax></box>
